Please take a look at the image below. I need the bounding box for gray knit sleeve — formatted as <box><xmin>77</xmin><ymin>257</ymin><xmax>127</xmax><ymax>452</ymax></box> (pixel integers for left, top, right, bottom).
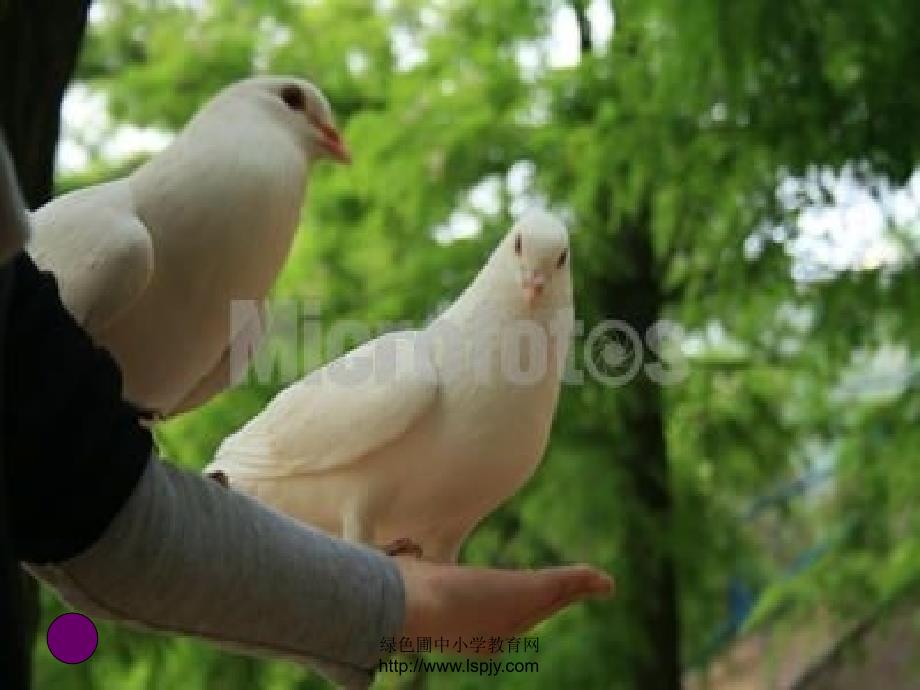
<box><xmin>29</xmin><ymin>456</ymin><xmax>404</xmax><ymax>689</ymax></box>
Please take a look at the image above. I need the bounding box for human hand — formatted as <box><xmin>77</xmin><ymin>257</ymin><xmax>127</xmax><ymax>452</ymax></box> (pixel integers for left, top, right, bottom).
<box><xmin>395</xmin><ymin>557</ymin><xmax>612</xmax><ymax>644</ymax></box>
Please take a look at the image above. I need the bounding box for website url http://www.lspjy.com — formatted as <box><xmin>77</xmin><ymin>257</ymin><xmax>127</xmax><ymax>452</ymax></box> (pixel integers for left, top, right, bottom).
<box><xmin>379</xmin><ymin>658</ymin><xmax>539</xmax><ymax>677</ymax></box>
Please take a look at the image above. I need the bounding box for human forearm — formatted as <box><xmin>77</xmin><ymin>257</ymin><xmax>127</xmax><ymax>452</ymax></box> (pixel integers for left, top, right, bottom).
<box><xmin>31</xmin><ymin>458</ymin><xmax>404</xmax><ymax>689</ymax></box>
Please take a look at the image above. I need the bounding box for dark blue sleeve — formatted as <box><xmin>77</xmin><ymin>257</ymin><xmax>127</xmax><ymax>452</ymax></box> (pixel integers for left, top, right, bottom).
<box><xmin>2</xmin><ymin>251</ymin><xmax>151</xmax><ymax>564</ymax></box>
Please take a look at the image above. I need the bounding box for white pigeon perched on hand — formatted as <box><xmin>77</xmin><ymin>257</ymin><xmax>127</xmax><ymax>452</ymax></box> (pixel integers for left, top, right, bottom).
<box><xmin>206</xmin><ymin>210</ymin><xmax>574</xmax><ymax>562</ymax></box>
<box><xmin>28</xmin><ymin>76</ymin><xmax>350</xmax><ymax>417</ymax></box>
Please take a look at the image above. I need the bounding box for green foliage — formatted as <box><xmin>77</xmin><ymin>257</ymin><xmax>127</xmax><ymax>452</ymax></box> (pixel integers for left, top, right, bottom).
<box><xmin>40</xmin><ymin>0</ymin><xmax>920</xmax><ymax>688</ymax></box>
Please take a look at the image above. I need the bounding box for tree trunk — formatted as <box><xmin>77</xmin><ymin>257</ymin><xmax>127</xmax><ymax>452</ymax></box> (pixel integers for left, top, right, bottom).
<box><xmin>0</xmin><ymin>1</ymin><xmax>92</xmax><ymax>686</ymax></box>
<box><xmin>602</xmin><ymin>207</ymin><xmax>682</xmax><ymax>690</ymax></box>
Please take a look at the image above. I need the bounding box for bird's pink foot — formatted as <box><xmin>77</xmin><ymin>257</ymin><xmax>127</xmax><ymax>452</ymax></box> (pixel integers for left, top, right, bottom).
<box><xmin>382</xmin><ymin>538</ymin><xmax>423</xmax><ymax>558</ymax></box>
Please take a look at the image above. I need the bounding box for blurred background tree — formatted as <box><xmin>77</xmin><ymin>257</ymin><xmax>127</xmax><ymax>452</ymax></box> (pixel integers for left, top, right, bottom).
<box><xmin>25</xmin><ymin>0</ymin><xmax>920</xmax><ymax>688</ymax></box>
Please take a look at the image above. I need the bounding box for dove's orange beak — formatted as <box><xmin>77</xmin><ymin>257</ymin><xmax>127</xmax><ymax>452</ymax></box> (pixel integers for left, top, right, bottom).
<box><xmin>522</xmin><ymin>270</ymin><xmax>547</xmax><ymax>307</ymax></box>
<box><xmin>311</xmin><ymin>115</ymin><xmax>351</xmax><ymax>164</ymax></box>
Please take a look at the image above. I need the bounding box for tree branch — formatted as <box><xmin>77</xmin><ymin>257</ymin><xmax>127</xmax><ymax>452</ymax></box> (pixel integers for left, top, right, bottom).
<box><xmin>570</xmin><ymin>0</ymin><xmax>593</xmax><ymax>54</ymax></box>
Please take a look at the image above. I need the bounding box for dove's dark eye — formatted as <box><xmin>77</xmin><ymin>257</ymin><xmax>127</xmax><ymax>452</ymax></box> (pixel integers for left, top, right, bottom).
<box><xmin>557</xmin><ymin>248</ymin><xmax>568</xmax><ymax>268</ymax></box>
<box><xmin>280</xmin><ymin>84</ymin><xmax>305</xmax><ymax>111</ymax></box>
<box><xmin>514</xmin><ymin>234</ymin><xmax>522</xmax><ymax>255</ymax></box>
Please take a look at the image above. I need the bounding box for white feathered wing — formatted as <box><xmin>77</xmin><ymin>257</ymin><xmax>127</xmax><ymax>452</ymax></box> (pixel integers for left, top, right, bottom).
<box><xmin>210</xmin><ymin>330</ymin><xmax>440</xmax><ymax>479</ymax></box>
<box><xmin>29</xmin><ymin>180</ymin><xmax>154</xmax><ymax>334</ymax></box>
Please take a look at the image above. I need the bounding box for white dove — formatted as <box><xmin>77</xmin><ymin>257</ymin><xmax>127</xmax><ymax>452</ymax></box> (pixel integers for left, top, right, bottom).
<box><xmin>206</xmin><ymin>210</ymin><xmax>574</xmax><ymax>562</ymax></box>
<box><xmin>28</xmin><ymin>76</ymin><xmax>350</xmax><ymax>417</ymax></box>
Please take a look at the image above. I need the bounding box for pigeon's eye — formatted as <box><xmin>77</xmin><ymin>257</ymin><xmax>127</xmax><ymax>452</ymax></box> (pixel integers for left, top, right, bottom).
<box><xmin>280</xmin><ymin>85</ymin><xmax>306</xmax><ymax>111</ymax></box>
<box><xmin>514</xmin><ymin>234</ymin><xmax>522</xmax><ymax>256</ymax></box>
<box><xmin>556</xmin><ymin>248</ymin><xmax>568</xmax><ymax>268</ymax></box>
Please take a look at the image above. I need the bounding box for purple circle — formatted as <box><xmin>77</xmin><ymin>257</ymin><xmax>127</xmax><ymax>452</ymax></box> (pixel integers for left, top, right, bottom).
<box><xmin>47</xmin><ymin>613</ymin><xmax>98</xmax><ymax>664</ymax></box>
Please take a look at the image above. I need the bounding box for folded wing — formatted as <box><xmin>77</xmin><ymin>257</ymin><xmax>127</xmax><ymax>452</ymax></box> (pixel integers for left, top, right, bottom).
<box><xmin>29</xmin><ymin>181</ymin><xmax>154</xmax><ymax>333</ymax></box>
<box><xmin>212</xmin><ymin>330</ymin><xmax>439</xmax><ymax>479</ymax></box>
